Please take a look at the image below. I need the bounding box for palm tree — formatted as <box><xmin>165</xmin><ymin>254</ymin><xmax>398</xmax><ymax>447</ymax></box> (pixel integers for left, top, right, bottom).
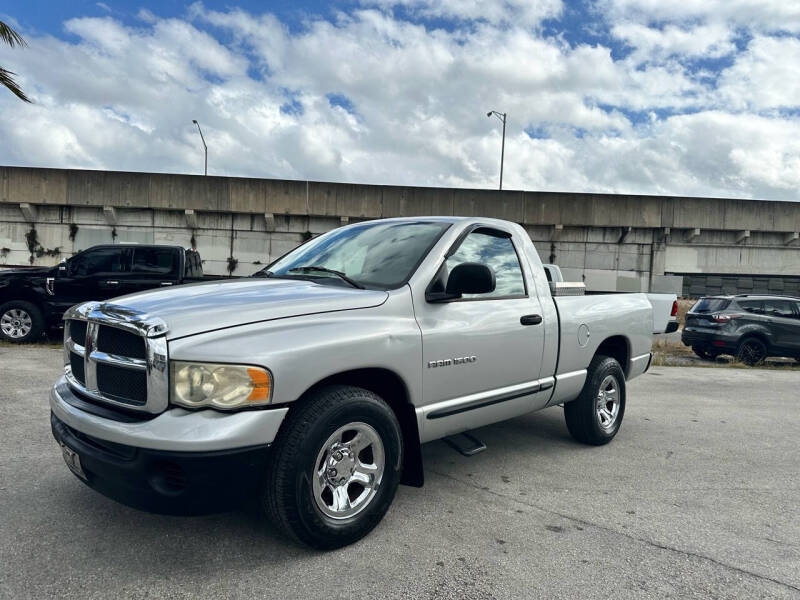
<box><xmin>0</xmin><ymin>20</ymin><xmax>31</xmax><ymax>102</ymax></box>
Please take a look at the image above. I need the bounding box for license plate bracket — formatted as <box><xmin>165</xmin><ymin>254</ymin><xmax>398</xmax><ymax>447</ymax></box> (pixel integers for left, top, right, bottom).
<box><xmin>60</xmin><ymin>442</ymin><xmax>87</xmax><ymax>481</ymax></box>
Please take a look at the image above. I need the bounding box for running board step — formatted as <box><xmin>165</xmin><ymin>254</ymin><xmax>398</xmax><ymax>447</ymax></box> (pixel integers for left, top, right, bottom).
<box><xmin>443</xmin><ymin>432</ymin><xmax>486</xmax><ymax>456</ymax></box>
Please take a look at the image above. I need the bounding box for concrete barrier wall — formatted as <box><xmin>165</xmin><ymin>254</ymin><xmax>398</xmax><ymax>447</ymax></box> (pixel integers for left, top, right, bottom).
<box><xmin>1</xmin><ymin>166</ymin><xmax>799</xmax><ymax>295</ymax></box>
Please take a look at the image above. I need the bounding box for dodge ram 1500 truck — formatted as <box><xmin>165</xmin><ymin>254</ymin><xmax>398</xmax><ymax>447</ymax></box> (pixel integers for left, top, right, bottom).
<box><xmin>50</xmin><ymin>217</ymin><xmax>673</xmax><ymax>549</ymax></box>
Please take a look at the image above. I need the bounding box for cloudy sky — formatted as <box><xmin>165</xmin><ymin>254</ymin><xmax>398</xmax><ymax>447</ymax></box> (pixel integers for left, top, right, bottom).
<box><xmin>1</xmin><ymin>0</ymin><xmax>799</xmax><ymax>200</ymax></box>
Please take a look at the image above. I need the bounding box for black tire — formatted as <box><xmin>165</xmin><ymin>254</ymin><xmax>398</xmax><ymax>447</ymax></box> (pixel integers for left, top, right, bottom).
<box><xmin>736</xmin><ymin>337</ymin><xmax>767</xmax><ymax>366</ymax></box>
<box><xmin>262</xmin><ymin>385</ymin><xmax>403</xmax><ymax>549</ymax></box>
<box><xmin>692</xmin><ymin>345</ymin><xmax>719</xmax><ymax>361</ymax></box>
<box><xmin>564</xmin><ymin>355</ymin><xmax>626</xmax><ymax>446</ymax></box>
<box><xmin>0</xmin><ymin>300</ymin><xmax>44</xmax><ymax>343</ymax></box>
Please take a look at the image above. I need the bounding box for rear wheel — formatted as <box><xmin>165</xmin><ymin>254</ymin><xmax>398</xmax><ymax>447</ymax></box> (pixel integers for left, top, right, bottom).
<box><xmin>692</xmin><ymin>345</ymin><xmax>720</xmax><ymax>361</ymax></box>
<box><xmin>564</xmin><ymin>355</ymin><xmax>626</xmax><ymax>446</ymax></box>
<box><xmin>736</xmin><ymin>337</ymin><xmax>767</xmax><ymax>366</ymax></box>
<box><xmin>0</xmin><ymin>301</ymin><xmax>44</xmax><ymax>343</ymax></box>
<box><xmin>262</xmin><ymin>385</ymin><xmax>403</xmax><ymax>549</ymax></box>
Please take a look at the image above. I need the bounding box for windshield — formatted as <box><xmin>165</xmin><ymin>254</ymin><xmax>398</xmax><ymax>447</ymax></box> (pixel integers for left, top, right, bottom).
<box><xmin>262</xmin><ymin>221</ymin><xmax>450</xmax><ymax>290</ymax></box>
<box><xmin>691</xmin><ymin>298</ymin><xmax>731</xmax><ymax>313</ymax></box>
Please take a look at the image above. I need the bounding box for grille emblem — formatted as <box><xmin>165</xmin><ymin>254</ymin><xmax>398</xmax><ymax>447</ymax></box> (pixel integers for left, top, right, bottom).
<box><xmin>84</xmin><ymin>322</ymin><xmax>99</xmax><ymax>391</ymax></box>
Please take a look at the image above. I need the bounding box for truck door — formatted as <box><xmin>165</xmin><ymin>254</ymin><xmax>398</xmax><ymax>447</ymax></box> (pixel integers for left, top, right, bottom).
<box><xmin>54</xmin><ymin>246</ymin><xmax>132</xmax><ymax>310</ymax></box>
<box><xmin>412</xmin><ymin>226</ymin><xmax>548</xmax><ymax>440</ymax></box>
<box><xmin>122</xmin><ymin>247</ymin><xmax>182</xmax><ymax>295</ymax></box>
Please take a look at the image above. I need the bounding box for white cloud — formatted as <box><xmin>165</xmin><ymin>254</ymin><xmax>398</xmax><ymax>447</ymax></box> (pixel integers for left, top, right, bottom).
<box><xmin>600</xmin><ymin>0</ymin><xmax>800</xmax><ymax>33</ymax></box>
<box><xmin>0</xmin><ymin>2</ymin><xmax>798</xmax><ymax>201</ymax></box>
<box><xmin>360</xmin><ymin>0</ymin><xmax>563</xmax><ymax>27</ymax></box>
<box><xmin>611</xmin><ymin>22</ymin><xmax>736</xmax><ymax>62</ymax></box>
<box><xmin>718</xmin><ymin>36</ymin><xmax>800</xmax><ymax>111</ymax></box>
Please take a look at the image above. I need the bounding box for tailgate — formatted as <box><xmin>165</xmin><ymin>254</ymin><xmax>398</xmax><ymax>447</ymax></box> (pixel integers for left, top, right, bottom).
<box><xmin>647</xmin><ymin>293</ymin><xmax>678</xmax><ymax>334</ymax></box>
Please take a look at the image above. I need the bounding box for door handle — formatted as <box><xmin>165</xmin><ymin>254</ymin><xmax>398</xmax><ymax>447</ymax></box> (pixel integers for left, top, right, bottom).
<box><xmin>520</xmin><ymin>314</ymin><xmax>542</xmax><ymax>326</ymax></box>
<box><xmin>160</xmin><ymin>282</ymin><xmax>174</xmax><ymax>286</ymax></box>
<box><xmin>105</xmin><ymin>280</ymin><xmax>119</xmax><ymax>286</ymax></box>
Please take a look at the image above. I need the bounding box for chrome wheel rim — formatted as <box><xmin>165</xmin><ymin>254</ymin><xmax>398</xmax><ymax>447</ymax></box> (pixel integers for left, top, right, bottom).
<box><xmin>312</xmin><ymin>422</ymin><xmax>385</xmax><ymax>520</ymax></box>
<box><xmin>1</xmin><ymin>308</ymin><xmax>32</xmax><ymax>339</ymax></box>
<box><xmin>595</xmin><ymin>375</ymin><xmax>620</xmax><ymax>432</ymax></box>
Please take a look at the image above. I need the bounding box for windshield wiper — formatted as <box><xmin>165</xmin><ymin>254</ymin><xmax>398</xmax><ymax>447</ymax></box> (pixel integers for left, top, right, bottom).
<box><xmin>287</xmin><ymin>266</ymin><xmax>365</xmax><ymax>289</ymax></box>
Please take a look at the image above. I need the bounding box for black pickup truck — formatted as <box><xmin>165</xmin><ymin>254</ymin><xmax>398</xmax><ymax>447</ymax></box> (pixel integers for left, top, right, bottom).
<box><xmin>0</xmin><ymin>245</ymin><xmax>207</xmax><ymax>343</ymax></box>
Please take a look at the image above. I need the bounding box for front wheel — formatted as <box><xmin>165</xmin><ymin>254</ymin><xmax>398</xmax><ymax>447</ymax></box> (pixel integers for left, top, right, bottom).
<box><xmin>262</xmin><ymin>385</ymin><xmax>403</xmax><ymax>549</ymax></box>
<box><xmin>0</xmin><ymin>301</ymin><xmax>44</xmax><ymax>343</ymax></box>
<box><xmin>564</xmin><ymin>355</ymin><xmax>626</xmax><ymax>445</ymax></box>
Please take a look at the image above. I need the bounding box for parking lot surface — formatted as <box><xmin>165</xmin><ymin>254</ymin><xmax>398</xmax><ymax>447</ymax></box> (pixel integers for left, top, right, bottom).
<box><xmin>1</xmin><ymin>345</ymin><xmax>799</xmax><ymax>599</ymax></box>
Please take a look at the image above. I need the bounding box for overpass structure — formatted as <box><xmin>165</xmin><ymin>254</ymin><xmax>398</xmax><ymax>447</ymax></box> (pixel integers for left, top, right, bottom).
<box><xmin>1</xmin><ymin>166</ymin><xmax>799</xmax><ymax>297</ymax></box>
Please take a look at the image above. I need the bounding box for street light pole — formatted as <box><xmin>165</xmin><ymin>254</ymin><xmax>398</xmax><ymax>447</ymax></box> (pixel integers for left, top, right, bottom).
<box><xmin>192</xmin><ymin>119</ymin><xmax>207</xmax><ymax>176</ymax></box>
<box><xmin>486</xmin><ymin>110</ymin><xmax>507</xmax><ymax>190</ymax></box>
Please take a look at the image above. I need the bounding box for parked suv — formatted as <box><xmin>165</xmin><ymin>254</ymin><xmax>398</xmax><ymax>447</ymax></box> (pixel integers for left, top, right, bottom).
<box><xmin>682</xmin><ymin>295</ymin><xmax>800</xmax><ymax>365</ymax></box>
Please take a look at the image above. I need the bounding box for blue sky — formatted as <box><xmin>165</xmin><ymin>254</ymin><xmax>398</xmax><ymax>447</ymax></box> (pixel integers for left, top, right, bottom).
<box><xmin>1</xmin><ymin>0</ymin><xmax>800</xmax><ymax>199</ymax></box>
<box><xmin>5</xmin><ymin>0</ymin><xmax>339</xmax><ymax>35</ymax></box>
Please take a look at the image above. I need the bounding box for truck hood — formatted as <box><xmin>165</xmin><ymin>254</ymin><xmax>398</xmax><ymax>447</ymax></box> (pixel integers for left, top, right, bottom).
<box><xmin>97</xmin><ymin>278</ymin><xmax>389</xmax><ymax>340</ymax></box>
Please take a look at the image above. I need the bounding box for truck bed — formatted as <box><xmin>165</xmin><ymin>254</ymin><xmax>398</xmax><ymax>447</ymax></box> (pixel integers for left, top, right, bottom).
<box><xmin>552</xmin><ymin>293</ymin><xmax>654</xmax><ymax>378</ymax></box>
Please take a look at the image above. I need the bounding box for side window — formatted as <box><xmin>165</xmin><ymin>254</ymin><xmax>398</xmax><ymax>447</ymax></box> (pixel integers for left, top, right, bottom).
<box><xmin>133</xmin><ymin>248</ymin><xmax>177</xmax><ymax>275</ymax></box>
<box><xmin>69</xmin><ymin>248</ymin><xmax>130</xmax><ymax>277</ymax></box>
<box><xmin>763</xmin><ymin>299</ymin><xmax>795</xmax><ymax>319</ymax></box>
<box><xmin>738</xmin><ymin>300</ymin><xmax>764</xmax><ymax>314</ymax></box>
<box><xmin>445</xmin><ymin>230</ymin><xmax>526</xmax><ymax>299</ymax></box>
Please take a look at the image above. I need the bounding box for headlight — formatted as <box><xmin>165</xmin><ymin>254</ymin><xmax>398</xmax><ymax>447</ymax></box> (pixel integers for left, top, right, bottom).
<box><xmin>170</xmin><ymin>361</ymin><xmax>272</xmax><ymax>410</ymax></box>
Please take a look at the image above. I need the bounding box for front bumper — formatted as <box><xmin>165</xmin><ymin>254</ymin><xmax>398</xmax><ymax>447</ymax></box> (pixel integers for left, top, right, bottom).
<box><xmin>50</xmin><ymin>376</ymin><xmax>288</xmax><ymax>452</ymax></box>
<box><xmin>52</xmin><ymin>413</ymin><xmax>270</xmax><ymax>514</ymax></box>
<box><xmin>50</xmin><ymin>376</ymin><xmax>290</xmax><ymax>513</ymax></box>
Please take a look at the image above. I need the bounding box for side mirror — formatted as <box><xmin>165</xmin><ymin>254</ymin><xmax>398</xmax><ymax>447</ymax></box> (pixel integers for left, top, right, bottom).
<box><xmin>445</xmin><ymin>262</ymin><xmax>496</xmax><ymax>296</ymax></box>
<box><xmin>425</xmin><ymin>262</ymin><xmax>496</xmax><ymax>303</ymax></box>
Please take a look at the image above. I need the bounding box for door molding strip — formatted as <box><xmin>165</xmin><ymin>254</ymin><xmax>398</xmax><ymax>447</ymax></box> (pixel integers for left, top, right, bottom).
<box><xmin>425</xmin><ymin>377</ymin><xmax>553</xmax><ymax>420</ymax></box>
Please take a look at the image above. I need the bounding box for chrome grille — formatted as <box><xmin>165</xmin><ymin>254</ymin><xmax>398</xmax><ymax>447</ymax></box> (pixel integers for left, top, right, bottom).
<box><xmin>97</xmin><ymin>326</ymin><xmax>146</xmax><ymax>360</ymax></box>
<box><xmin>63</xmin><ymin>302</ymin><xmax>169</xmax><ymax>414</ymax></box>
<box><xmin>96</xmin><ymin>362</ymin><xmax>147</xmax><ymax>405</ymax></box>
<box><xmin>69</xmin><ymin>352</ymin><xmax>85</xmax><ymax>385</ymax></box>
<box><xmin>69</xmin><ymin>320</ymin><xmax>87</xmax><ymax>345</ymax></box>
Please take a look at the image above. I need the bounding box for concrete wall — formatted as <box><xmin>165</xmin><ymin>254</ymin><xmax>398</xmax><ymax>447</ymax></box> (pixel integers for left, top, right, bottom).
<box><xmin>2</xmin><ymin>166</ymin><xmax>799</xmax><ymax>295</ymax></box>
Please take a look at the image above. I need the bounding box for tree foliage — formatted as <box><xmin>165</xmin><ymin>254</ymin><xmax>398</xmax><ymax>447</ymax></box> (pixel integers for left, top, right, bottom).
<box><xmin>0</xmin><ymin>20</ymin><xmax>31</xmax><ymax>103</ymax></box>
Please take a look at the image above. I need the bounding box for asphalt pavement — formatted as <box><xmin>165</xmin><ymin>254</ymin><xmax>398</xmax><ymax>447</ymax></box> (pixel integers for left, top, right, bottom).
<box><xmin>1</xmin><ymin>345</ymin><xmax>798</xmax><ymax>599</ymax></box>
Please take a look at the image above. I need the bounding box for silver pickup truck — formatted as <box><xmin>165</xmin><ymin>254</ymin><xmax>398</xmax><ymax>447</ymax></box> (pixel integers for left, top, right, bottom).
<box><xmin>50</xmin><ymin>217</ymin><xmax>675</xmax><ymax>549</ymax></box>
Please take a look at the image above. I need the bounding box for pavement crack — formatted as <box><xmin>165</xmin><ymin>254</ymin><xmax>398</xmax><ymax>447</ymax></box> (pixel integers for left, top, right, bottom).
<box><xmin>428</xmin><ymin>469</ymin><xmax>800</xmax><ymax>594</ymax></box>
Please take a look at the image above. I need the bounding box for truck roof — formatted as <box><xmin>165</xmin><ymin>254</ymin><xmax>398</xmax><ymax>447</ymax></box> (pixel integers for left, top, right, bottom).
<box><xmin>81</xmin><ymin>243</ymin><xmax>190</xmax><ymax>250</ymax></box>
<box><xmin>348</xmin><ymin>216</ymin><xmax>517</xmax><ymax>228</ymax></box>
